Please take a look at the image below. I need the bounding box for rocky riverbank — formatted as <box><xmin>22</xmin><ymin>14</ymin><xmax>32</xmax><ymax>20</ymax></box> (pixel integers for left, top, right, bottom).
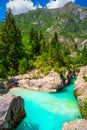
<box><xmin>74</xmin><ymin>66</ymin><xmax>87</xmax><ymax>118</ymax></box>
<box><xmin>62</xmin><ymin>119</ymin><xmax>87</xmax><ymax>130</ymax></box>
<box><xmin>0</xmin><ymin>94</ymin><xmax>26</xmax><ymax>130</ymax></box>
<box><xmin>5</xmin><ymin>69</ymin><xmax>75</xmax><ymax>92</ymax></box>
<box><xmin>74</xmin><ymin>66</ymin><xmax>87</xmax><ymax>98</ymax></box>
<box><xmin>62</xmin><ymin>66</ymin><xmax>87</xmax><ymax>130</ymax></box>
<box><xmin>0</xmin><ymin>69</ymin><xmax>75</xmax><ymax>129</ymax></box>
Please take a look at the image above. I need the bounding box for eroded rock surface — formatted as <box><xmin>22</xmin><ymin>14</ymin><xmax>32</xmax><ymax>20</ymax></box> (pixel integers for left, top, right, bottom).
<box><xmin>73</xmin><ymin>66</ymin><xmax>87</xmax><ymax>118</ymax></box>
<box><xmin>0</xmin><ymin>94</ymin><xmax>26</xmax><ymax>130</ymax></box>
<box><xmin>62</xmin><ymin>119</ymin><xmax>87</xmax><ymax>130</ymax></box>
<box><xmin>7</xmin><ymin>70</ymin><xmax>74</xmax><ymax>92</ymax></box>
<box><xmin>62</xmin><ymin>66</ymin><xmax>87</xmax><ymax>130</ymax></box>
<box><xmin>74</xmin><ymin>66</ymin><xmax>87</xmax><ymax>97</ymax></box>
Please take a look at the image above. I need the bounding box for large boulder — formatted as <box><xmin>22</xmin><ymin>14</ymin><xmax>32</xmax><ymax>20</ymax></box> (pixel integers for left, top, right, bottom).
<box><xmin>62</xmin><ymin>119</ymin><xmax>87</xmax><ymax>130</ymax></box>
<box><xmin>8</xmin><ymin>70</ymin><xmax>65</xmax><ymax>92</ymax></box>
<box><xmin>7</xmin><ymin>69</ymin><xmax>75</xmax><ymax>92</ymax></box>
<box><xmin>0</xmin><ymin>94</ymin><xmax>26</xmax><ymax>130</ymax></box>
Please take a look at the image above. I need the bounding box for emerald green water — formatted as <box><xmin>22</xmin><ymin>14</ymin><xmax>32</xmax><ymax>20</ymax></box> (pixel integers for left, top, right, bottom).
<box><xmin>8</xmin><ymin>78</ymin><xmax>82</xmax><ymax>130</ymax></box>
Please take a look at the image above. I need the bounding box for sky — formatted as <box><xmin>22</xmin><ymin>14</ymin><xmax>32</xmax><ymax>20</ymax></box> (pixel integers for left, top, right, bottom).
<box><xmin>0</xmin><ymin>0</ymin><xmax>87</xmax><ymax>20</ymax></box>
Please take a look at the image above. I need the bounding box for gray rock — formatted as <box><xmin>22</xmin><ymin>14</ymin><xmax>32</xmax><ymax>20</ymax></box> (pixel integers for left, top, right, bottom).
<box><xmin>62</xmin><ymin>119</ymin><xmax>87</xmax><ymax>130</ymax></box>
<box><xmin>74</xmin><ymin>66</ymin><xmax>87</xmax><ymax>97</ymax></box>
<box><xmin>8</xmin><ymin>69</ymin><xmax>75</xmax><ymax>92</ymax></box>
<box><xmin>0</xmin><ymin>94</ymin><xmax>26</xmax><ymax>130</ymax></box>
<box><xmin>0</xmin><ymin>81</ymin><xmax>4</xmax><ymax>89</ymax></box>
<box><xmin>0</xmin><ymin>81</ymin><xmax>8</xmax><ymax>94</ymax></box>
<box><xmin>74</xmin><ymin>66</ymin><xmax>87</xmax><ymax>119</ymax></box>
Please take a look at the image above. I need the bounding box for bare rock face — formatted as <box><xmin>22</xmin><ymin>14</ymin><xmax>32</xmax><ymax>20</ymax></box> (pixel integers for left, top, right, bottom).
<box><xmin>74</xmin><ymin>66</ymin><xmax>87</xmax><ymax>119</ymax></box>
<box><xmin>7</xmin><ymin>70</ymin><xmax>66</xmax><ymax>92</ymax></box>
<box><xmin>62</xmin><ymin>119</ymin><xmax>87</xmax><ymax>130</ymax></box>
<box><xmin>0</xmin><ymin>94</ymin><xmax>26</xmax><ymax>130</ymax></box>
<box><xmin>65</xmin><ymin>70</ymin><xmax>75</xmax><ymax>85</ymax></box>
<box><xmin>7</xmin><ymin>69</ymin><xmax>75</xmax><ymax>92</ymax></box>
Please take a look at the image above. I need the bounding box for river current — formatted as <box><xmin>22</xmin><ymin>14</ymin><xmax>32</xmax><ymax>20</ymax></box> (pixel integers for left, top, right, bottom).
<box><xmin>8</xmin><ymin>78</ymin><xmax>82</xmax><ymax>130</ymax></box>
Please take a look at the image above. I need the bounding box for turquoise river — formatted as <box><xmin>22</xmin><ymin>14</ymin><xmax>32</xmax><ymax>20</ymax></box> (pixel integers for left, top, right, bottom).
<box><xmin>8</xmin><ymin>78</ymin><xmax>82</xmax><ymax>130</ymax></box>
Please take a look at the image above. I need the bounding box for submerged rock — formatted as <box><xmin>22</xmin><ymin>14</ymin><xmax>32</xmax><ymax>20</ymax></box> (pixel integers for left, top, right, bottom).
<box><xmin>0</xmin><ymin>94</ymin><xmax>26</xmax><ymax>130</ymax></box>
<box><xmin>62</xmin><ymin>119</ymin><xmax>87</xmax><ymax>130</ymax></box>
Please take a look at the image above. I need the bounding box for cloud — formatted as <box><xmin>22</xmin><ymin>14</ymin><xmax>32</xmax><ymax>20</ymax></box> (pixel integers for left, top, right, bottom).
<box><xmin>37</xmin><ymin>4</ymin><xmax>43</xmax><ymax>9</ymax></box>
<box><xmin>6</xmin><ymin>0</ymin><xmax>36</xmax><ymax>15</ymax></box>
<box><xmin>47</xmin><ymin>0</ymin><xmax>75</xmax><ymax>9</ymax></box>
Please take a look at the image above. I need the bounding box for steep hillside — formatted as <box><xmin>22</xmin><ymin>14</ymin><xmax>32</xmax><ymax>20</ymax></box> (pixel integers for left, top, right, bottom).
<box><xmin>14</xmin><ymin>2</ymin><xmax>87</xmax><ymax>49</ymax></box>
<box><xmin>0</xmin><ymin>2</ymin><xmax>87</xmax><ymax>50</ymax></box>
<box><xmin>0</xmin><ymin>3</ymin><xmax>87</xmax><ymax>77</ymax></box>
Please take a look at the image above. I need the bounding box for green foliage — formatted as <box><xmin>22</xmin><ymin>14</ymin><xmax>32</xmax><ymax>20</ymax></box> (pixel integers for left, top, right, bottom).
<box><xmin>0</xmin><ymin>8</ymin><xmax>23</xmax><ymax>76</ymax></box>
<box><xmin>0</xmin><ymin>7</ymin><xmax>87</xmax><ymax>78</ymax></box>
<box><xmin>54</xmin><ymin>63</ymin><xmax>66</xmax><ymax>74</ymax></box>
<box><xmin>29</xmin><ymin>28</ymin><xmax>41</xmax><ymax>56</ymax></box>
<box><xmin>22</xmin><ymin>36</ymin><xmax>33</xmax><ymax>59</ymax></box>
<box><xmin>41</xmin><ymin>65</ymin><xmax>52</xmax><ymax>76</ymax></box>
<box><xmin>18</xmin><ymin>58</ymin><xmax>28</xmax><ymax>74</ymax></box>
<box><xmin>0</xmin><ymin>64</ymin><xmax>7</xmax><ymax>79</ymax></box>
<box><xmin>83</xmin><ymin>76</ymin><xmax>87</xmax><ymax>82</ymax></box>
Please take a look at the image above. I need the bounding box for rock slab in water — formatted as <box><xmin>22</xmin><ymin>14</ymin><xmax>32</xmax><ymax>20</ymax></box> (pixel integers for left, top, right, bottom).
<box><xmin>8</xmin><ymin>70</ymin><xmax>74</xmax><ymax>92</ymax></box>
<box><xmin>0</xmin><ymin>94</ymin><xmax>26</xmax><ymax>130</ymax></box>
<box><xmin>62</xmin><ymin>119</ymin><xmax>87</xmax><ymax>130</ymax></box>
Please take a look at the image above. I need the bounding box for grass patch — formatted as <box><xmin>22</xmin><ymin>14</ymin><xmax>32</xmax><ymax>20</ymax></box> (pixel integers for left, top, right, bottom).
<box><xmin>83</xmin><ymin>76</ymin><xmax>87</xmax><ymax>82</ymax></box>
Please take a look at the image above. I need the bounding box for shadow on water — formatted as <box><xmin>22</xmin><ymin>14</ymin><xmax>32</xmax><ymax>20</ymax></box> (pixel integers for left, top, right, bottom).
<box><xmin>15</xmin><ymin>117</ymin><xmax>39</xmax><ymax>130</ymax></box>
<box><xmin>15</xmin><ymin>122</ymin><xmax>39</xmax><ymax>130</ymax></box>
<box><xmin>28</xmin><ymin>124</ymin><xmax>39</xmax><ymax>130</ymax></box>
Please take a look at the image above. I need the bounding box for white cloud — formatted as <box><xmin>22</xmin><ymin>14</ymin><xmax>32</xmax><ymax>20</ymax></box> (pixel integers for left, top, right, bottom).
<box><xmin>47</xmin><ymin>0</ymin><xmax>75</xmax><ymax>9</ymax></box>
<box><xmin>37</xmin><ymin>4</ymin><xmax>43</xmax><ymax>9</ymax></box>
<box><xmin>6</xmin><ymin>0</ymin><xmax>36</xmax><ymax>15</ymax></box>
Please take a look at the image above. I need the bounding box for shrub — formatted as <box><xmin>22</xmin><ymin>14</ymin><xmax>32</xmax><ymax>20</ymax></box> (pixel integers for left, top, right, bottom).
<box><xmin>83</xmin><ymin>76</ymin><xmax>87</xmax><ymax>82</ymax></box>
<box><xmin>18</xmin><ymin>58</ymin><xmax>28</xmax><ymax>74</ymax></box>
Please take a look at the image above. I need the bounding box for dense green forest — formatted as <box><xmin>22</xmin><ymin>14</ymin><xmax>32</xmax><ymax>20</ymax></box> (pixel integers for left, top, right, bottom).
<box><xmin>0</xmin><ymin>8</ymin><xmax>87</xmax><ymax>78</ymax></box>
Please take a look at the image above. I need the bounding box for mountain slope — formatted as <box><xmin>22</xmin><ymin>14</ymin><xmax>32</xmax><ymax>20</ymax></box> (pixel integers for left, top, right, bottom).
<box><xmin>0</xmin><ymin>2</ymin><xmax>87</xmax><ymax>50</ymax></box>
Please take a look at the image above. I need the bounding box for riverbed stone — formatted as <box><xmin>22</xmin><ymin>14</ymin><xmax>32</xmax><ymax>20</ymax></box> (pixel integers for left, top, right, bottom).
<box><xmin>0</xmin><ymin>94</ymin><xmax>26</xmax><ymax>130</ymax></box>
<box><xmin>62</xmin><ymin>119</ymin><xmax>87</xmax><ymax>130</ymax></box>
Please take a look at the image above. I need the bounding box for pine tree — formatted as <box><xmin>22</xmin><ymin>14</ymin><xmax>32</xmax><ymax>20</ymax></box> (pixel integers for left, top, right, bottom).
<box><xmin>0</xmin><ymin>8</ymin><xmax>22</xmax><ymax>76</ymax></box>
<box><xmin>29</xmin><ymin>28</ymin><xmax>41</xmax><ymax>56</ymax></box>
<box><xmin>51</xmin><ymin>31</ymin><xmax>59</xmax><ymax>48</ymax></box>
